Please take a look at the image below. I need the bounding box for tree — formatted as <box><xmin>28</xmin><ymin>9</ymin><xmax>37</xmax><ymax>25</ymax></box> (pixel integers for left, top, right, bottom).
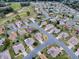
<box><xmin>4</xmin><ymin>7</ymin><xmax>14</xmax><ymax>14</ymax></box>
<box><xmin>20</xmin><ymin>2</ymin><xmax>30</xmax><ymax>7</ymax></box>
<box><xmin>0</xmin><ymin>45</ymin><xmax>5</xmax><ymax>52</ymax></box>
<box><xmin>32</xmin><ymin>57</ymin><xmax>35</xmax><ymax>59</ymax></box>
<box><xmin>15</xmin><ymin>15</ymin><xmax>21</xmax><ymax>20</ymax></box>
<box><xmin>4</xmin><ymin>39</ymin><xmax>11</xmax><ymax>49</ymax></box>
<box><xmin>33</xmin><ymin>42</ymin><xmax>38</xmax><ymax>46</ymax></box>
<box><xmin>27</xmin><ymin>11</ymin><xmax>30</xmax><ymax>16</ymax></box>
<box><xmin>0</xmin><ymin>13</ymin><xmax>5</xmax><ymax>18</ymax></box>
<box><xmin>32</xmin><ymin>30</ymin><xmax>38</xmax><ymax>33</ymax></box>
<box><xmin>0</xmin><ymin>39</ymin><xmax>10</xmax><ymax>52</ymax></box>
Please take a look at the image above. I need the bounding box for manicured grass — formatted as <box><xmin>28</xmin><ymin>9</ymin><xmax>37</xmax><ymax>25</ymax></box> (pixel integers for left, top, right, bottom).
<box><xmin>52</xmin><ymin>51</ymin><xmax>70</xmax><ymax>59</ymax></box>
<box><xmin>43</xmin><ymin>49</ymin><xmax>70</xmax><ymax>59</ymax></box>
<box><xmin>0</xmin><ymin>5</ymin><xmax>36</xmax><ymax>26</ymax></box>
<box><xmin>0</xmin><ymin>14</ymin><xmax>16</xmax><ymax>25</ymax></box>
<box><xmin>73</xmin><ymin>43</ymin><xmax>79</xmax><ymax>52</ymax></box>
<box><xmin>0</xmin><ymin>45</ymin><xmax>5</xmax><ymax>52</ymax></box>
<box><xmin>32</xmin><ymin>55</ymin><xmax>40</xmax><ymax>59</ymax></box>
<box><xmin>23</xmin><ymin>41</ymin><xmax>31</xmax><ymax>53</ymax></box>
<box><xmin>18</xmin><ymin>12</ymin><xmax>27</xmax><ymax>18</ymax></box>
<box><xmin>10</xmin><ymin>3</ymin><xmax>21</xmax><ymax>11</ymax></box>
<box><xmin>41</xmin><ymin>45</ymin><xmax>70</xmax><ymax>59</ymax></box>
<box><xmin>9</xmin><ymin>48</ymin><xmax>15</xmax><ymax>59</ymax></box>
<box><xmin>15</xmin><ymin>54</ymin><xmax>23</xmax><ymax>59</ymax></box>
<box><xmin>27</xmin><ymin>5</ymin><xmax>37</xmax><ymax>18</ymax></box>
<box><xmin>9</xmin><ymin>45</ymin><xmax>24</xmax><ymax>59</ymax></box>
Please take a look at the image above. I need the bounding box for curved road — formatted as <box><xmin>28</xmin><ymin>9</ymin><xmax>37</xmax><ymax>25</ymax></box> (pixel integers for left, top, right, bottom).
<box><xmin>23</xmin><ymin>22</ymin><xmax>78</xmax><ymax>59</ymax></box>
<box><xmin>24</xmin><ymin>2</ymin><xmax>78</xmax><ymax>59</ymax></box>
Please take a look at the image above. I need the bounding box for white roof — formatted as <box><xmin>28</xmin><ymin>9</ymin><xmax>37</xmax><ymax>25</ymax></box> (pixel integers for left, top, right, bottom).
<box><xmin>68</xmin><ymin>37</ymin><xmax>79</xmax><ymax>46</ymax></box>
<box><xmin>0</xmin><ymin>40</ymin><xmax>3</xmax><ymax>46</ymax></box>
<box><xmin>48</xmin><ymin>27</ymin><xmax>60</xmax><ymax>34</ymax></box>
<box><xmin>47</xmin><ymin>47</ymin><xmax>61</xmax><ymax>57</ymax></box>
<box><xmin>50</xmin><ymin>18</ymin><xmax>56</xmax><ymax>22</ymax></box>
<box><xmin>18</xmin><ymin>29</ymin><xmax>26</xmax><ymax>35</ymax></box>
<box><xmin>59</xmin><ymin>20</ymin><xmax>65</xmax><ymax>25</ymax></box>
<box><xmin>24</xmin><ymin>38</ymin><xmax>35</xmax><ymax>46</ymax></box>
<box><xmin>75</xmin><ymin>48</ymin><xmax>79</xmax><ymax>56</ymax></box>
<box><xmin>54</xmin><ymin>28</ymin><xmax>60</xmax><ymax>34</ymax></box>
<box><xmin>29</xmin><ymin>18</ymin><xmax>35</xmax><ymax>21</ymax></box>
<box><xmin>29</xmin><ymin>18</ymin><xmax>35</xmax><ymax>23</ymax></box>
<box><xmin>15</xmin><ymin>21</ymin><xmax>22</xmax><ymax>28</ymax></box>
<box><xmin>0</xmin><ymin>38</ymin><xmax>5</xmax><ymax>46</ymax></box>
<box><xmin>12</xmin><ymin>44</ymin><xmax>26</xmax><ymax>55</ymax></box>
<box><xmin>58</xmin><ymin>32</ymin><xmax>69</xmax><ymax>38</ymax></box>
<box><xmin>45</xmin><ymin>24</ymin><xmax>54</xmax><ymax>31</ymax></box>
<box><xmin>41</xmin><ymin>21</ymin><xmax>47</xmax><ymax>26</ymax></box>
<box><xmin>74</xmin><ymin>25</ymin><xmax>79</xmax><ymax>30</ymax></box>
<box><xmin>34</xmin><ymin>32</ymin><xmax>43</xmax><ymax>41</ymax></box>
<box><xmin>7</xmin><ymin>23</ymin><xmax>17</xmax><ymax>30</ymax></box>
<box><xmin>0</xmin><ymin>50</ymin><xmax>11</xmax><ymax>59</ymax></box>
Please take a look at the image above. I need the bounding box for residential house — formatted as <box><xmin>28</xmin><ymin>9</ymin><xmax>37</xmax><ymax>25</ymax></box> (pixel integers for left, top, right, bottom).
<box><xmin>39</xmin><ymin>54</ymin><xmax>48</xmax><ymax>59</ymax></box>
<box><xmin>0</xmin><ymin>40</ymin><xmax>3</xmax><ymax>46</ymax></box>
<box><xmin>18</xmin><ymin>29</ymin><xmax>26</xmax><ymax>35</ymax></box>
<box><xmin>0</xmin><ymin>26</ymin><xmax>5</xmax><ymax>35</ymax></box>
<box><xmin>40</xmin><ymin>21</ymin><xmax>47</xmax><ymax>27</ymax></box>
<box><xmin>47</xmin><ymin>47</ymin><xmax>62</xmax><ymax>58</ymax></box>
<box><xmin>54</xmin><ymin>28</ymin><xmax>60</xmax><ymax>34</ymax></box>
<box><xmin>59</xmin><ymin>20</ymin><xmax>65</xmax><ymax>25</ymax></box>
<box><xmin>45</xmin><ymin>24</ymin><xmax>54</xmax><ymax>31</ymax></box>
<box><xmin>8</xmin><ymin>32</ymin><xmax>17</xmax><ymax>41</ymax></box>
<box><xmin>12</xmin><ymin>43</ymin><xmax>27</xmax><ymax>56</ymax></box>
<box><xmin>22</xmin><ymin>20</ymin><xmax>29</xmax><ymax>26</ymax></box>
<box><xmin>49</xmin><ymin>18</ymin><xmax>57</xmax><ymax>23</ymax></box>
<box><xmin>34</xmin><ymin>32</ymin><xmax>43</xmax><ymax>43</ymax></box>
<box><xmin>26</xmin><ymin>27</ymin><xmax>33</xmax><ymax>33</ymax></box>
<box><xmin>48</xmin><ymin>28</ymin><xmax>55</xmax><ymax>34</ymax></box>
<box><xmin>7</xmin><ymin>23</ymin><xmax>17</xmax><ymax>31</ymax></box>
<box><xmin>58</xmin><ymin>32</ymin><xmax>69</xmax><ymax>39</ymax></box>
<box><xmin>0</xmin><ymin>38</ymin><xmax>5</xmax><ymax>46</ymax></box>
<box><xmin>34</xmin><ymin>32</ymin><xmax>43</xmax><ymax>41</ymax></box>
<box><xmin>64</xmin><ymin>21</ymin><xmax>75</xmax><ymax>30</ymax></box>
<box><xmin>75</xmin><ymin>48</ymin><xmax>79</xmax><ymax>56</ymax></box>
<box><xmin>35</xmin><ymin>7</ymin><xmax>41</xmax><ymax>14</ymax></box>
<box><xmin>74</xmin><ymin>25</ymin><xmax>79</xmax><ymax>33</ymax></box>
<box><xmin>0</xmin><ymin>50</ymin><xmax>11</xmax><ymax>59</ymax></box>
<box><xmin>24</xmin><ymin>38</ymin><xmax>35</xmax><ymax>46</ymax></box>
<box><xmin>68</xmin><ymin>36</ymin><xmax>79</xmax><ymax>47</ymax></box>
<box><xmin>48</xmin><ymin>27</ymin><xmax>60</xmax><ymax>34</ymax></box>
<box><xmin>15</xmin><ymin>21</ymin><xmax>23</xmax><ymax>28</ymax></box>
<box><xmin>29</xmin><ymin>18</ymin><xmax>35</xmax><ymax>23</ymax></box>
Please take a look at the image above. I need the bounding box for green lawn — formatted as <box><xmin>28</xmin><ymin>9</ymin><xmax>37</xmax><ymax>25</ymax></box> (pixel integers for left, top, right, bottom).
<box><xmin>9</xmin><ymin>47</ymin><xmax>15</xmax><ymax>59</ymax></box>
<box><xmin>15</xmin><ymin>54</ymin><xmax>23</xmax><ymax>59</ymax></box>
<box><xmin>10</xmin><ymin>3</ymin><xmax>21</xmax><ymax>11</ymax></box>
<box><xmin>0</xmin><ymin>5</ymin><xmax>36</xmax><ymax>26</ymax></box>
<box><xmin>9</xmin><ymin>45</ymin><xmax>24</xmax><ymax>59</ymax></box>
<box><xmin>73</xmin><ymin>43</ymin><xmax>79</xmax><ymax>52</ymax></box>
<box><xmin>41</xmin><ymin>45</ymin><xmax>70</xmax><ymax>59</ymax></box>
<box><xmin>42</xmin><ymin>49</ymin><xmax>70</xmax><ymax>59</ymax></box>
<box><xmin>18</xmin><ymin>12</ymin><xmax>27</xmax><ymax>18</ymax></box>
